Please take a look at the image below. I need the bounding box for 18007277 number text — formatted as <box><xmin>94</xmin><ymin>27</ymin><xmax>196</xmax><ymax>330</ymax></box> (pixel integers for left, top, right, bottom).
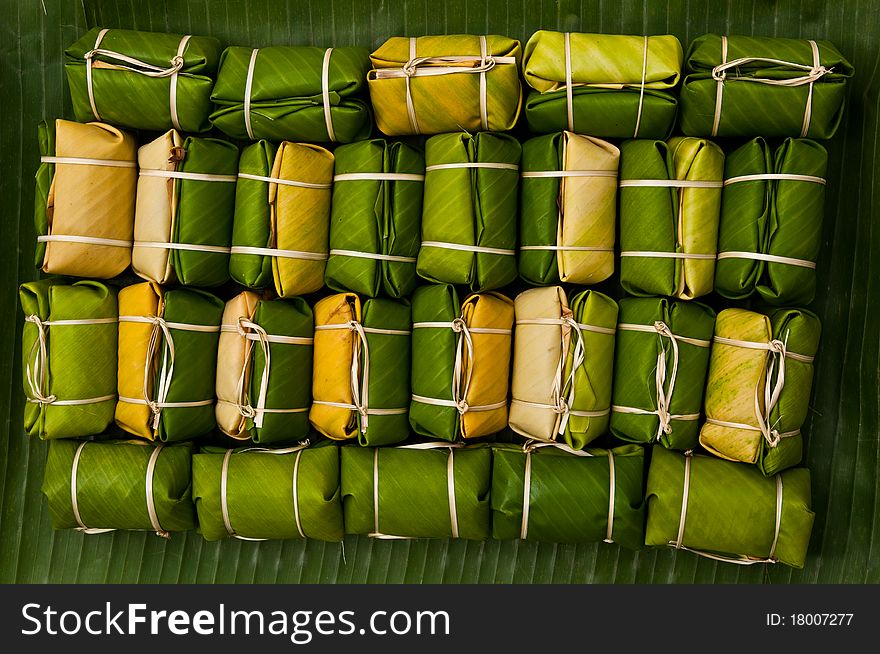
<box><xmin>765</xmin><ymin>613</ymin><xmax>854</xmax><ymax>627</ymax></box>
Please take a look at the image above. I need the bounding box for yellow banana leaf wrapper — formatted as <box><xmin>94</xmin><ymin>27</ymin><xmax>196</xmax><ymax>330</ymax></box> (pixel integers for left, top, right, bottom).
<box><xmin>492</xmin><ymin>443</ymin><xmax>644</xmax><ymax>548</ymax></box>
<box><xmin>193</xmin><ymin>441</ymin><xmax>342</xmax><ymax>542</ymax></box>
<box><xmin>215</xmin><ymin>292</ymin><xmax>313</xmax><ymax>444</ymax></box>
<box><xmin>646</xmin><ymin>447</ymin><xmax>814</xmax><ymax>568</ymax></box>
<box><xmin>230</xmin><ymin>140</ymin><xmax>334</xmax><ymax>296</ymax></box>
<box><xmin>310</xmin><ymin>293</ymin><xmax>411</xmax><ymax>446</ymax></box>
<box><xmin>132</xmin><ymin>129</ymin><xmax>239</xmax><ymax>287</ymax></box>
<box><xmin>34</xmin><ymin>119</ymin><xmax>137</xmax><ymax>279</ymax></box>
<box><xmin>19</xmin><ymin>279</ymin><xmax>117</xmax><ymax>440</ymax></box>
<box><xmin>410</xmin><ymin>284</ymin><xmax>514</xmax><ymax>441</ymax></box>
<box><xmin>368</xmin><ymin>34</ymin><xmax>522</xmax><ymax>136</ymax></box>
<box><xmin>522</xmin><ymin>31</ymin><xmax>682</xmax><ymax>138</ymax></box>
<box><xmin>700</xmin><ymin>307</ymin><xmax>821</xmax><ymax>476</ymax></box>
<box><xmin>519</xmin><ymin>131</ymin><xmax>618</xmax><ymax>285</ymax></box>
<box><xmin>43</xmin><ymin>439</ymin><xmax>194</xmax><ymax>537</ymax></box>
<box><xmin>509</xmin><ymin>287</ymin><xmax>618</xmax><ymax>449</ymax></box>
<box><xmin>342</xmin><ymin>444</ymin><xmax>492</xmax><ymax>539</ymax></box>
<box><xmin>116</xmin><ymin>281</ymin><xmax>223</xmax><ymax>442</ymax></box>
<box><xmin>619</xmin><ymin>136</ymin><xmax>725</xmax><ymax>299</ymax></box>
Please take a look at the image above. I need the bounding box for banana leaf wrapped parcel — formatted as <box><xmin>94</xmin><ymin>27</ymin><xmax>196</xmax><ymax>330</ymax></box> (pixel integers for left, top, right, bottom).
<box><xmin>210</xmin><ymin>45</ymin><xmax>372</xmax><ymax>143</ymax></box>
<box><xmin>229</xmin><ymin>140</ymin><xmax>334</xmax><ymax>296</ymax></box>
<box><xmin>192</xmin><ymin>441</ymin><xmax>342</xmax><ymax>542</ymax></box>
<box><xmin>522</xmin><ymin>31</ymin><xmax>683</xmax><ymax>138</ymax></box>
<box><xmin>34</xmin><ymin>119</ymin><xmax>137</xmax><ymax>279</ymax></box>
<box><xmin>646</xmin><ymin>447</ymin><xmax>814</xmax><ymax>568</ymax></box>
<box><xmin>310</xmin><ymin>293</ymin><xmax>411</xmax><ymax>446</ymax></box>
<box><xmin>491</xmin><ymin>443</ymin><xmax>644</xmax><ymax>548</ymax></box>
<box><xmin>43</xmin><ymin>439</ymin><xmax>195</xmax><ymax>537</ymax></box>
<box><xmin>680</xmin><ymin>34</ymin><xmax>854</xmax><ymax>139</ymax></box>
<box><xmin>410</xmin><ymin>284</ymin><xmax>514</xmax><ymax>442</ymax></box>
<box><xmin>215</xmin><ymin>292</ymin><xmax>313</xmax><ymax>444</ymax></box>
<box><xmin>418</xmin><ymin>131</ymin><xmax>520</xmax><ymax>291</ymax></box>
<box><xmin>133</xmin><ymin>130</ymin><xmax>239</xmax><ymax>287</ymax></box>
<box><xmin>509</xmin><ymin>287</ymin><xmax>617</xmax><ymax>449</ymax></box>
<box><xmin>325</xmin><ymin>139</ymin><xmax>424</xmax><ymax>298</ymax></box>
<box><xmin>715</xmin><ymin>138</ymin><xmax>828</xmax><ymax>305</ymax></box>
<box><xmin>116</xmin><ymin>282</ymin><xmax>223</xmax><ymax>442</ymax></box>
<box><xmin>368</xmin><ymin>35</ymin><xmax>522</xmax><ymax>136</ymax></box>
<box><xmin>619</xmin><ymin>137</ymin><xmax>724</xmax><ymax>299</ymax></box>
<box><xmin>65</xmin><ymin>27</ymin><xmax>222</xmax><ymax>132</ymax></box>
<box><xmin>700</xmin><ymin>308</ymin><xmax>821</xmax><ymax>476</ymax></box>
<box><xmin>342</xmin><ymin>444</ymin><xmax>492</xmax><ymax>539</ymax></box>
<box><xmin>519</xmin><ymin>132</ymin><xmax>618</xmax><ymax>285</ymax></box>
<box><xmin>610</xmin><ymin>297</ymin><xmax>715</xmax><ymax>451</ymax></box>
<box><xmin>20</xmin><ymin>279</ymin><xmax>117</xmax><ymax>440</ymax></box>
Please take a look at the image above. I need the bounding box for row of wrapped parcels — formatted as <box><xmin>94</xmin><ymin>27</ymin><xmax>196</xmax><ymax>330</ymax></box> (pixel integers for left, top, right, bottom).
<box><xmin>44</xmin><ymin>439</ymin><xmax>815</xmax><ymax>568</ymax></box>
<box><xmin>21</xmin><ymin>280</ymin><xmax>818</xmax><ymax>476</ymax></box>
<box><xmin>65</xmin><ymin>29</ymin><xmax>853</xmax><ymax>139</ymax></box>
<box><xmin>38</xmin><ymin>120</ymin><xmax>829</xmax><ymax>305</ymax></box>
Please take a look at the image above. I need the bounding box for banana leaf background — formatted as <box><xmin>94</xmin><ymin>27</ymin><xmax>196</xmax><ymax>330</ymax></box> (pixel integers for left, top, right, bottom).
<box><xmin>0</xmin><ymin>0</ymin><xmax>877</xmax><ymax>584</ymax></box>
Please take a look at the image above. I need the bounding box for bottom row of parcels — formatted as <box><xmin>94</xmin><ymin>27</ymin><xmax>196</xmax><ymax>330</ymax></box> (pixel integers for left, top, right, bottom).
<box><xmin>42</xmin><ymin>439</ymin><xmax>815</xmax><ymax>567</ymax></box>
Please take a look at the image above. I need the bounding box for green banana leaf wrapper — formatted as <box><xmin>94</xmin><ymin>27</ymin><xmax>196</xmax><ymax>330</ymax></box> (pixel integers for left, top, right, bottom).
<box><xmin>610</xmin><ymin>297</ymin><xmax>716</xmax><ymax>450</ymax></box>
<box><xmin>619</xmin><ymin>137</ymin><xmax>724</xmax><ymax>299</ymax></box>
<box><xmin>341</xmin><ymin>444</ymin><xmax>492</xmax><ymax>539</ymax></box>
<box><xmin>367</xmin><ymin>35</ymin><xmax>522</xmax><ymax>136</ymax></box>
<box><xmin>680</xmin><ymin>34</ymin><xmax>854</xmax><ymax>138</ymax></box>
<box><xmin>43</xmin><ymin>439</ymin><xmax>195</xmax><ymax>535</ymax></box>
<box><xmin>325</xmin><ymin>139</ymin><xmax>424</xmax><ymax>298</ymax></box>
<box><xmin>522</xmin><ymin>31</ymin><xmax>682</xmax><ymax>138</ymax></box>
<box><xmin>192</xmin><ymin>442</ymin><xmax>343</xmax><ymax>542</ymax></box>
<box><xmin>410</xmin><ymin>284</ymin><xmax>514</xmax><ymax>442</ymax></box>
<box><xmin>418</xmin><ymin>131</ymin><xmax>520</xmax><ymax>291</ymax></box>
<box><xmin>210</xmin><ymin>45</ymin><xmax>372</xmax><ymax>143</ymax></box>
<box><xmin>354</xmin><ymin>298</ymin><xmax>410</xmax><ymax>445</ymax></box>
<box><xmin>20</xmin><ymin>279</ymin><xmax>117</xmax><ymax>440</ymax></box>
<box><xmin>715</xmin><ymin>137</ymin><xmax>828</xmax><ymax>305</ymax></box>
<box><xmin>65</xmin><ymin>27</ymin><xmax>222</xmax><ymax>132</ymax></box>
<box><xmin>518</xmin><ymin>132</ymin><xmax>618</xmax><ymax>285</ymax></box>
<box><xmin>646</xmin><ymin>447</ymin><xmax>815</xmax><ymax>568</ymax></box>
<box><xmin>229</xmin><ymin>140</ymin><xmax>277</xmax><ymax>288</ymax></box>
<box><xmin>700</xmin><ymin>308</ymin><xmax>821</xmax><ymax>476</ymax></box>
<box><xmin>491</xmin><ymin>443</ymin><xmax>645</xmax><ymax>548</ymax></box>
<box><xmin>133</xmin><ymin>132</ymin><xmax>239</xmax><ymax>287</ymax></box>
<box><xmin>508</xmin><ymin>287</ymin><xmax>618</xmax><ymax>449</ymax></box>
<box><xmin>563</xmin><ymin>290</ymin><xmax>618</xmax><ymax>448</ymax></box>
<box><xmin>147</xmin><ymin>288</ymin><xmax>223</xmax><ymax>443</ymax></box>
<box><xmin>248</xmin><ymin>298</ymin><xmax>313</xmax><ymax>443</ymax></box>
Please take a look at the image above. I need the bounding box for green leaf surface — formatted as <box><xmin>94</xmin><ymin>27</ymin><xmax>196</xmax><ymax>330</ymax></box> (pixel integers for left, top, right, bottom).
<box><xmin>1</xmin><ymin>0</ymin><xmax>877</xmax><ymax>583</ymax></box>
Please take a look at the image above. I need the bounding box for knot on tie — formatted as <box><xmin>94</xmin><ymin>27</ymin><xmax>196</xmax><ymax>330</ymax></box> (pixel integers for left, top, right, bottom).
<box><xmin>552</xmin><ymin>317</ymin><xmax>586</xmax><ymax>435</ymax></box>
<box><xmin>757</xmin><ymin>338</ymin><xmax>789</xmax><ymax>448</ymax></box>
<box><xmin>25</xmin><ymin>315</ymin><xmax>56</xmax><ymax>405</ymax></box>
<box><xmin>143</xmin><ymin>316</ymin><xmax>176</xmax><ymax>430</ymax></box>
<box><xmin>450</xmin><ymin>317</ymin><xmax>475</xmax><ymax>416</ymax></box>
<box><xmin>653</xmin><ymin>321</ymin><xmax>679</xmax><ymax>438</ymax></box>
<box><xmin>345</xmin><ymin>320</ymin><xmax>371</xmax><ymax>433</ymax></box>
<box><xmin>84</xmin><ymin>48</ymin><xmax>187</xmax><ymax>78</ymax></box>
